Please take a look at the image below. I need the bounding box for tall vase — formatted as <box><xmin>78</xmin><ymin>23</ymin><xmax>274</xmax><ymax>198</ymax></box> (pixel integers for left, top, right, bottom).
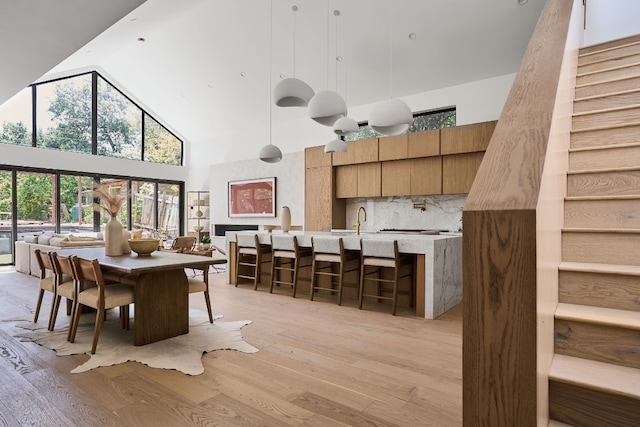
<box><xmin>280</xmin><ymin>206</ymin><xmax>291</xmax><ymax>233</ymax></box>
<box><xmin>105</xmin><ymin>216</ymin><xmax>123</xmax><ymax>256</ymax></box>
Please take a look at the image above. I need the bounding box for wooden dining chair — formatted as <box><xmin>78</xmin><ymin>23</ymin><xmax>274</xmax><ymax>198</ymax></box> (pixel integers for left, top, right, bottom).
<box><xmin>33</xmin><ymin>249</ymin><xmax>56</xmax><ymax>330</ymax></box>
<box><xmin>49</xmin><ymin>252</ymin><xmax>80</xmax><ymax>337</ymax></box>
<box><xmin>68</xmin><ymin>256</ymin><xmax>135</xmax><ymax>354</ymax></box>
<box><xmin>187</xmin><ymin>264</ymin><xmax>213</xmax><ymax>323</ymax></box>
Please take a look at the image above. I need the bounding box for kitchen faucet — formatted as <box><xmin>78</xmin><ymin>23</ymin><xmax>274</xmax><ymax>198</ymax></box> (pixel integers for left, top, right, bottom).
<box><xmin>354</xmin><ymin>206</ymin><xmax>367</xmax><ymax>235</ymax></box>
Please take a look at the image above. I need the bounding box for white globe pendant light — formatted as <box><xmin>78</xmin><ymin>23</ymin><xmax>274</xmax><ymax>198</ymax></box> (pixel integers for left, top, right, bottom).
<box><xmin>259</xmin><ymin>143</ymin><xmax>283</xmax><ymax>163</ymax></box>
<box><xmin>369</xmin><ymin>98</ymin><xmax>413</xmax><ymax>136</ymax></box>
<box><xmin>259</xmin><ymin>0</ymin><xmax>282</xmax><ymax>163</ymax></box>
<box><xmin>324</xmin><ymin>138</ymin><xmax>348</xmax><ymax>153</ymax></box>
<box><xmin>368</xmin><ymin>5</ymin><xmax>413</xmax><ymax>136</ymax></box>
<box><xmin>333</xmin><ymin>116</ymin><xmax>359</xmax><ymax>136</ymax></box>
<box><xmin>308</xmin><ymin>90</ymin><xmax>346</xmax><ymax>126</ymax></box>
<box><xmin>273</xmin><ymin>6</ymin><xmax>315</xmax><ymax>107</ymax></box>
<box><xmin>274</xmin><ymin>78</ymin><xmax>315</xmax><ymax>107</ymax></box>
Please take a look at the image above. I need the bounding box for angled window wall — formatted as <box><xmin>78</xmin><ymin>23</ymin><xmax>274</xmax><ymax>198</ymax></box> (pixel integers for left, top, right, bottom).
<box><xmin>0</xmin><ymin>71</ymin><xmax>183</xmax><ymax>166</ymax></box>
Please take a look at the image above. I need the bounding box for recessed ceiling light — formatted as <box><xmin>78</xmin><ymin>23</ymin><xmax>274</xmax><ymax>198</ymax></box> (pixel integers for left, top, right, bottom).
<box><xmin>137</xmin><ymin>37</ymin><xmax>145</xmax><ymax>42</ymax></box>
<box><xmin>240</xmin><ymin>72</ymin><xmax>246</xmax><ymax>77</ymax></box>
<box><xmin>336</xmin><ymin>56</ymin><xmax>343</xmax><ymax>62</ymax></box>
<box><xmin>279</xmin><ymin>74</ymin><xmax>286</xmax><ymax>79</ymax></box>
<box><xmin>518</xmin><ymin>0</ymin><xmax>528</xmax><ymax>4</ymax></box>
<box><xmin>408</xmin><ymin>33</ymin><xmax>417</xmax><ymax>40</ymax></box>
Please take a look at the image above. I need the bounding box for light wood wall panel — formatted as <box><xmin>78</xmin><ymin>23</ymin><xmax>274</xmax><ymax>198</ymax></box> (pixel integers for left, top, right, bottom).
<box><xmin>443</xmin><ymin>152</ymin><xmax>485</xmax><ymax>194</ymax></box>
<box><xmin>332</xmin><ymin>138</ymin><xmax>378</xmax><ymax>165</ymax></box>
<box><xmin>305</xmin><ymin>145</ymin><xmax>332</xmax><ymax>168</ymax></box>
<box><xmin>462</xmin><ymin>0</ymin><xmax>576</xmax><ymax>425</ymax></box>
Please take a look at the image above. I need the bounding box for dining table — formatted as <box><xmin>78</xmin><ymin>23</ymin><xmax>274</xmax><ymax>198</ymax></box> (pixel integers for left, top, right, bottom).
<box><xmin>56</xmin><ymin>247</ymin><xmax>218</xmax><ymax>345</ymax></box>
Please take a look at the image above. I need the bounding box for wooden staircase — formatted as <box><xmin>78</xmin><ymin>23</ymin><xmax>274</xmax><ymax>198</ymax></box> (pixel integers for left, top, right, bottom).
<box><xmin>549</xmin><ymin>34</ymin><xmax>640</xmax><ymax>426</ymax></box>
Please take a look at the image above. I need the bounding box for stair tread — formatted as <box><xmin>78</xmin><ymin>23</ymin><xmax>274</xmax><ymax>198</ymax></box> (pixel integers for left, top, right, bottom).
<box><xmin>570</xmin><ymin>142</ymin><xmax>640</xmax><ymax>152</ymax></box>
<box><xmin>555</xmin><ymin>303</ymin><xmax>640</xmax><ymax>330</ymax></box>
<box><xmin>559</xmin><ymin>261</ymin><xmax>640</xmax><ymax>276</ymax></box>
<box><xmin>577</xmin><ymin>61</ymin><xmax>640</xmax><ymax>78</ymax></box>
<box><xmin>549</xmin><ymin>354</ymin><xmax>640</xmax><ymax>399</ymax></box>
<box><xmin>575</xmin><ymin>87</ymin><xmax>640</xmax><ymax>102</ymax></box>
<box><xmin>576</xmin><ymin>74</ymin><xmax>640</xmax><ymax>90</ymax></box>
<box><xmin>572</xmin><ymin>103</ymin><xmax>640</xmax><ymax>117</ymax></box>
<box><xmin>567</xmin><ymin>165</ymin><xmax>640</xmax><ymax>174</ymax></box>
<box><xmin>579</xmin><ymin>40</ymin><xmax>640</xmax><ymax>58</ymax></box>
<box><xmin>562</xmin><ymin>227</ymin><xmax>640</xmax><ymax>234</ymax></box>
<box><xmin>548</xmin><ymin>421</ymin><xmax>574</xmax><ymax>427</ymax></box>
<box><xmin>571</xmin><ymin>121</ymin><xmax>640</xmax><ymax>134</ymax></box>
<box><xmin>565</xmin><ymin>195</ymin><xmax>640</xmax><ymax>201</ymax></box>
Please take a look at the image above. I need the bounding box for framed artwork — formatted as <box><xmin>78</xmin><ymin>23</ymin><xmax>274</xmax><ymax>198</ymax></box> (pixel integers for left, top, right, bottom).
<box><xmin>228</xmin><ymin>177</ymin><xmax>276</xmax><ymax>217</ymax></box>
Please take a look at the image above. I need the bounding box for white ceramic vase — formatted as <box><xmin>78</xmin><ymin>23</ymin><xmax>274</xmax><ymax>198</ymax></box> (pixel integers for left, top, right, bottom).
<box><xmin>281</xmin><ymin>206</ymin><xmax>291</xmax><ymax>233</ymax></box>
<box><xmin>105</xmin><ymin>216</ymin><xmax>124</xmax><ymax>256</ymax></box>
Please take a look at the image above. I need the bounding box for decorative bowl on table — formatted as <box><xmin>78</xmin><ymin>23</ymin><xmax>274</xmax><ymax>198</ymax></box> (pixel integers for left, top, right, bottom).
<box><xmin>128</xmin><ymin>238</ymin><xmax>160</xmax><ymax>256</ymax></box>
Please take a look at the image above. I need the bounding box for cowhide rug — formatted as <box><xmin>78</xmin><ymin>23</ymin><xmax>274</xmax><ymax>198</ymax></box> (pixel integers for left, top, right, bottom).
<box><xmin>13</xmin><ymin>308</ymin><xmax>258</xmax><ymax>375</ymax></box>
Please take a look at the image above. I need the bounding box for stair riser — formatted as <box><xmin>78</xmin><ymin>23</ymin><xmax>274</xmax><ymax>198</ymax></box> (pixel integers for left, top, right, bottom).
<box><xmin>576</xmin><ymin>76</ymin><xmax>640</xmax><ymax>99</ymax></box>
<box><xmin>564</xmin><ymin>198</ymin><xmax>640</xmax><ymax>229</ymax></box>
<box><xmin>578</xmin><ymin>53</ymin><xmax>640</xmax><ymax>74</ymax></box>
<box><xmin>574</xmin><ymin>92</ymin><xmax>640</xmax><ymax>114</ymax></box>
<box><xmin>559</xmin><ymin>270</ymin><xmax>640</xmax><ymax>312</ymax></box>
<box><xmin>569</xmin><ymin>146</ymin><xmax>640</xmax><ymax>171</ymax></box>
<box><xmin>567</xmin><ymin>171</ymin><xmax>640</xmax><ymax>197</ymax></box>
<box><xmin>555</xmin><ymin>320</ymin><xmax>640</xmax><ymax>369</ymax></box>
<box><xmin>550</xmin><ymin>380</ymin><xmax>640</xmax><ymax>427</ymax></box>
<box><xmin>572</xmin><ymin>107</ymin><xmax>640</xmax><ymax>131</ymax></box>
<box><xmin>577</xmin><ymin>64</ymin><xmax>640</xmax><ymax>86</ymax></box>
<box><xmin>581</xmin><ymin>35</ymin><xmax>640</xmax><ymax>55</ymax></box>
<box><xmin>571</xmin><ymin>124</ymin><xmax>640</xmax><ymax>149</ymax></box>
<box><xmin>579</xmin><ymin>43</ymin><xmax>640</xmax><ymax>66</ymax></box>
<box><xmin>562</xmin><ymin>232</ymin><xmax>640</xmax><ymax>266</ymax></box>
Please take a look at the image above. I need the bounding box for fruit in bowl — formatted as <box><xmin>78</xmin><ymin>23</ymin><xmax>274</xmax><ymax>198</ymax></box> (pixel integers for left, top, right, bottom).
<box><xmin>128</xmin><ymin>238</ymin><xmax>160</xmax><ymax>256</ymax></box>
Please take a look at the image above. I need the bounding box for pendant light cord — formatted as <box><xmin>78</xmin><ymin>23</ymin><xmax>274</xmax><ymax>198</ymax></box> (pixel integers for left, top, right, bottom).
<box><xmin>292</xmin><ymin>5</ymin><xmax>297</xmax><ymax>78</ymax></box>
<box><xmin>269</xmin><ymin>0</ymin><xmax>273</xmax><ymax>147</ymax></box>
<box><xmin>388</xmin><ymin>1</ymin><xmax>393</xmax><ymax>99</ymax></box>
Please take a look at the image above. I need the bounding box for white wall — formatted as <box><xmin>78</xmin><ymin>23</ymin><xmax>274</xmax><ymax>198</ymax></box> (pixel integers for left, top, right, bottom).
<box><xmin>583</xmin><ymin>0</ymin><xmax>640</xmax><ymax>46</ymax></box>
<box><xmin>191</xmin><ymin>72</ymin><xmax>515</xmax><ymax>228</ymax></box>
<box><xmin>189</xmin><ymin>72</ymin><xmax>516</xmax><ymax>171</ymax></box>
<box><xmin>209</xmin><ymin>151</ymin><xmax>304</xmax><ymax>233</ymax></box>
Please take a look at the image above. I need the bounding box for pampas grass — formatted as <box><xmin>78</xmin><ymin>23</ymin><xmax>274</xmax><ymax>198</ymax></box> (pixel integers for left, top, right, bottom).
<box><xmin>93</xmin><ymin>183</ymin><xmax>126</xmax><ymax>218</ymax></box>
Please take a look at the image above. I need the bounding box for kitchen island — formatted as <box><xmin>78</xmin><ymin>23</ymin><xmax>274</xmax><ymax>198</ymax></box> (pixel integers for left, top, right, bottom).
<box><xmin>225</xmin><ymin>230</ymin><xmax>462</xmax><ymax>319</ymax></box>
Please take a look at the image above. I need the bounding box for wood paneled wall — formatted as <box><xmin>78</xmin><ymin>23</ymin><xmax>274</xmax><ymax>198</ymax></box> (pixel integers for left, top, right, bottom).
<box><xmin>462</xmin><ymin>0</ymin><xmax>578</xmax><ymax>425</ymax></box>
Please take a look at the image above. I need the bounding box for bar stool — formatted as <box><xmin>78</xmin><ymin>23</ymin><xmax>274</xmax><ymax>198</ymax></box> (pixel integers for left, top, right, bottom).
<box><xmin>310</xmin><ymin>236</ymin><xmax>359</xmax><ymax>305</ymax></box>
<box><xmin>235</xmin><ymin>233</ymin><xmax>271</xmax><ymax>290</ymax></box>
<box><xmin>269</xmin><ymin>234</ymin><xmax>312</xmax><ymax>298</ymax></box>
<box><xmin>358</xmin><ymin>239</ymin><xmax>413</xmax><ymax>315</ymax></box>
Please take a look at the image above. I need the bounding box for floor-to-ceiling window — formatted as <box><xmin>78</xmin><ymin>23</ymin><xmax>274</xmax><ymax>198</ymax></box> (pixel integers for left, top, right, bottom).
<box><xmin>59</xmin><ymin>174</ymin><xmax>94</xmax><ymax>234</ymax></box>
<box><xmin>157</xmin><ymin>183</ymin><xmax>180</xmax><ymax>239</ymax></box>
<box><xmin>16</xmin><ymin>171</ymin><xmax>56</xmax><ymax>236</ymax></box>
<box><xmin>0</xmin><ymin>170</ymin><xmax>12</xmax><ymax>264</ymax></box>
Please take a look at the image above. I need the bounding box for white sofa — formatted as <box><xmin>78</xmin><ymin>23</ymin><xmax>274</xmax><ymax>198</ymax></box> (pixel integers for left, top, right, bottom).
<box><xmin>15</xmin><ymin>232</ymin><xmax>105</xmax><ymax>277</ymax></box>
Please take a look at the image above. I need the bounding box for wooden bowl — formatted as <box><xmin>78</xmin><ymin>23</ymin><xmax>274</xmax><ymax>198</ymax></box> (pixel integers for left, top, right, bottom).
<box><xmin>128</xmin><ymin>238</ymin><xmax>160</xmax><ymax>256</ymax></box>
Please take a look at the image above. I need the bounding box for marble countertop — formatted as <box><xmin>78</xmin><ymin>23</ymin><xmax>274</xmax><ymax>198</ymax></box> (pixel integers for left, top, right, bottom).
<box><xmin>227</xmin><ymin>229</ymin><xmax>461</xmax><ymax>255</ymax></box>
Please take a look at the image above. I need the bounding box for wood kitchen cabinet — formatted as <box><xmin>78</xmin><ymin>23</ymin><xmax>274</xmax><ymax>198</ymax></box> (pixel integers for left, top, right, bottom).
<box><xmin>408</xmin><ymin>129</ymin><xmax>440</xmax><ymax>158</ymax></box>
<box><xmin>332</xmin><ymin>137</ymin><xmax>378</xmax><ymax>165</ymax></box>
<box><xmin>305</xmin><ymin>146</ymin><xmax>345</xmax><ymax>231</ymax></box>
<box><xmin>382</xmin><ymin>157</ymin><xmax>442</xmax><ymax>196</ymax></box>
<box><xmin>378</xmin><ymin>135</ymin><xmax>408</xmax><ymax>161</ymax></box>
<box><xmin>335</xmin><ymin>165</ymin><xmax>358</xmax><ymax>198</ymax></box>
<box><xmin>442</xmin><ymin>151</ymin><xmax>485</xmax><ymax>194</ymax></box>
<box><xmin>441</xmin><ymin>120</ymin><xmax>496</xmax><ymax>155</ymax></box>
<box><xmin>357</xmin><ymin>163</ymin><xmax>381</xmax><ymax>197</ymax></box>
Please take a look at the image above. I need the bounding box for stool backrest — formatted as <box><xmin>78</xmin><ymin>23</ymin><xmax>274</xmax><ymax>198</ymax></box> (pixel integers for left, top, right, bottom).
<box><xmin>271</xmin><ymin>234</ymin><xmax>297</xmax><ymax>251</ymax></box>
<box><xmin>237</xmin><ymin>233</ymin><xmax>259</xmax><ymax>248</ymax></box>
<box><xmin>361</xmin><ymin>239</ymin><xmax>398</xmax><ymax>259</ymax></box>
<box><xmin>312</xmin><ymin>236</ymin><xmax>343</xmax><ymax>255</ymax></box>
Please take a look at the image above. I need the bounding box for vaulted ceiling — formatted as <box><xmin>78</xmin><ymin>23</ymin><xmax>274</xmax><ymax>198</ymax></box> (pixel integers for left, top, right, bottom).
<box><xmin>2</xmin><ymin>0</ymin><xmax>545</xmax><ymax>160</ymax></box>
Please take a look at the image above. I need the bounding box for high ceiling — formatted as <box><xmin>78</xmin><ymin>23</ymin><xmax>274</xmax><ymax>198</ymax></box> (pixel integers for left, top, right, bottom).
<box><xmin>2</xmin><ymin>0</ymin><xmax>545</xmax><ymax>157</ymax></box>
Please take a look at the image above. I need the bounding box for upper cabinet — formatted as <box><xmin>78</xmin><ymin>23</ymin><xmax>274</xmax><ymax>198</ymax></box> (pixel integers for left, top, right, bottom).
<box><xmin>441</xmin><ymin>121</ymin><xmax>496</xmax><ymax>155</ymax></box>
<box><xmin>408</xmin><ymin>129</ymin><xmax>440</xmax><ymax>158</ymax></box>
<box><xmin>332</xmin><ymin>137</ymin><xmax>378</xmax><ymax>165</ymax></box>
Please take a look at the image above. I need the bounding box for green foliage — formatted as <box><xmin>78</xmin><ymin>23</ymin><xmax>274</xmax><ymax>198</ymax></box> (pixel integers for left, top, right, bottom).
<box><xmin>0</xmin><ymin>172</ymin><xmax>11</xmax><ymax>214</ymax></box>
<box><xmin>201</xmin><ymin>235</ymin><xmax>211</xmax><ymax>244</ymax></box>
<box><xmin>144</xmin><ymin>115</ymin><xmax>181</xmax><ymax>165</ymax></box>
<box><xmin>0</xmin><ymin>121</ymin><xmax>30</xmax><ymax>145</ymax></box>
<box><xmin>17</xmin><ymin>174</ymin><xmax>53</xmax><ymax>221</ymax></box>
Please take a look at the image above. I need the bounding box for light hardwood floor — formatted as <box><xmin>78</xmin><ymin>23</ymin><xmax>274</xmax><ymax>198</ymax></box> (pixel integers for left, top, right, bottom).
<box><xmin>0</xmin><ymin>267</ymin><xmax>462</xmax><ymax>426</ymax></box>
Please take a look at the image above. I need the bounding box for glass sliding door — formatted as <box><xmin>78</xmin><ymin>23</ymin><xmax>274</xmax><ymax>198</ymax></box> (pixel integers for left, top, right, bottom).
<box><xmin>59</xmin><ymin>174</ymin><xmax>95</xmax><ymax>234</ymax></box>
<box><xmin>132</xmin><ymin>180</ymin><xmax>155</xmax><ymax>233</ymax></box>
<box><xmin>17</xmin><ymin>171</ymin><xmax>56</xmax><ymax>236</ymax></box>
<box><xmin>157</xmin><ymin>183</ymin><xmax>180</xmax><ymax>239</ymax></box>
<box><xmin>0</xmin><ymin>170</ymin><xmax>12</xmax><ymax>264</ymax></box>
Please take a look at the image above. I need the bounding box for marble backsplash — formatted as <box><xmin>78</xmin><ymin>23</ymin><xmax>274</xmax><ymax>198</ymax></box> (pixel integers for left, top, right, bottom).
<box><xmin>345</xmin><ymin>194</ymin><xmax>466</xmax><ymax>233</ymax></box>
